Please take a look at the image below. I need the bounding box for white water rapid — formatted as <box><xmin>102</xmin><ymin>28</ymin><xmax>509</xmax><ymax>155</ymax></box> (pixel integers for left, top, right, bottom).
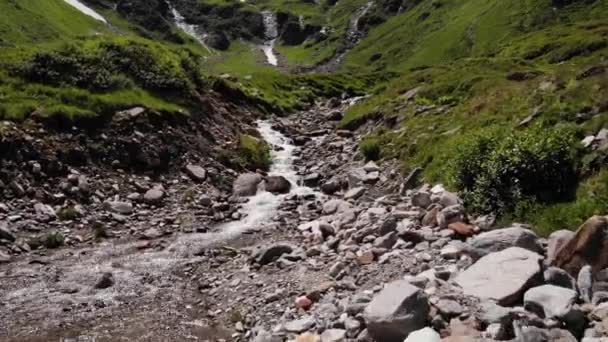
<box><xmin>261</xmin><ymin>11</ymin><xmax>279</xmax><ymax>66</ymax></box>
<box><xmin>63</xmin><ymin>0</ymin><xmax>108</xmax><ymax>23</ymax></box>
<box><xmin>169</xmin><ymin>120</ymin><xmax>313</xmax><ymax>253</ymax></box>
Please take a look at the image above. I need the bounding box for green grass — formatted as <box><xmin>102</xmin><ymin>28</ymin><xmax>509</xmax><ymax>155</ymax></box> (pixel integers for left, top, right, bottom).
<box><xmin>238</xmin><ymin>133</ymin><xmax>271</xmax><ymax>170</ymax></box>
<box><xmin>0</xmin><ymin>0</ymin><xmax>109</xmax><ymax>46</ymax></box>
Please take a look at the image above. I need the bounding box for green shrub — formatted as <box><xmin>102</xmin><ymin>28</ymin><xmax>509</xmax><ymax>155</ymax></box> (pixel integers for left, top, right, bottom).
<box><xmin>238</xmin><ymin>134</ymin><xmax>271</xmax><ymax>170</ymax></box>
<box><xmin>42</xmin><ymin>231</ymin><xmax>65</xmax><ymax>249</ymax></box>
<box><xmin>360</xmin><ymin>138</ymin><xmax>381</xmax><ymax>161</ymax></box>
<box><xmin>450</xmin><ymin>125</ymin><xmax>579</xmax><ymax>214</ymax></box>
<box><xmin>57</xmin><ymin>207</ymin><xmax>80</xmax><ymax>221</ymax></box>
<box><xmin>92</xmin><ymin>222</ymin><xmax>109</xmax><ymax>240</ymax></box>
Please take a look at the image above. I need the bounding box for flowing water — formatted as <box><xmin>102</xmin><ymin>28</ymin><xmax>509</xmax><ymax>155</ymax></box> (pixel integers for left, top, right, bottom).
<box><xmin>1</xmin><ymin>121</ymin><xmax>312</xmax><ymax>332</ymax></box>
<box><xmin>261</xmin><ymin>11</ymin><xmax>279</xmax><ymax>66</ymax></box>
<box><xmin>63</xmin><ymin>0</ymin><xmax>107</xmax><ymax>23</ymax></box>
<box><xmin>166</xmin><ymin>1</ymin><xmax>213</xmax><ymax>54</ymax></box>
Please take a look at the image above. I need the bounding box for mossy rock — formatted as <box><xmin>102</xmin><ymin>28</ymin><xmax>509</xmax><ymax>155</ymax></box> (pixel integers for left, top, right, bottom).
<box><xmin>238</xmin><ymin>134</ymin><xmax>271</xmax><ymax>171</ymax></box>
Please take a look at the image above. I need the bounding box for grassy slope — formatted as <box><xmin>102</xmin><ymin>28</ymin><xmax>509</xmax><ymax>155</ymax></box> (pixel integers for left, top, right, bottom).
<box><xmin>0</xmin><ymin>0</ymin><xmax>219</xmax><ymax>120</ymax></box>
<box><xmin>339</xmin><ymin>0</ymin><xmax>608</xmax><ymax>234</ymax></box>
<box><xmin>0</xmin><ymin>0</ymin><xmax>109</xmax><ymax>45</ymax></box>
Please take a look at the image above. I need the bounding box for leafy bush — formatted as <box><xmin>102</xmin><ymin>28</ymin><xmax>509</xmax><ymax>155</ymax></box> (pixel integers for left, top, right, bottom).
<box><xmin>360</xmin><ymin>138</ymin><xmax>381</xmax><ymax>161</ymax></box>
<box><xmin>238</xmin><ymin>134</ymin><xmax>271</xmax><ymax>170</ymax></box>
<box><xmin>450</xmin><ymin>125</ymin><xmax>579</xmax><ymax>214</ymax></box>
<box><xmin>57</xmin><ymin>207</ymin><xmax>80</xmax><ymax>221</ymax></box>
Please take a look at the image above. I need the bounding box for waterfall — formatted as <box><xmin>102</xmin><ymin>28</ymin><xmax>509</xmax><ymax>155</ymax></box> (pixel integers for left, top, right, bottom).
<box><xmin>261</xmin><ymin>11</ymin><xmax>279</xmax><ymax>66</ymax></box>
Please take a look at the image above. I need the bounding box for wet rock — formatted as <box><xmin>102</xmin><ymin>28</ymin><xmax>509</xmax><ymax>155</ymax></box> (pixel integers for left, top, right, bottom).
<box><xmin>547</xmin><ymin>230</ymin><xmax>575</xmax><ymax>264</ymax></box>
<box><xmin>303</xmin><ymin>173</ymin><xmax>321</xmax><ymax>187</ymax></box>
<box><xmin>403</xmin><ymin>327</ymin><xmax>440</xmax><ymax>342</ymax></box>
<box><xmin>144</xmin><ymin>188</ymin><xmax>164</xmax><ymax>204</ymax></box>
<box><xmin>251</xmin><ymin>243</ymin><xmax>295</xmax><ymax>265</ymax></box>
<box><xmin>524</xmin><ymin>285</ymin><xmax>577</xmax><ymax>319</ymax></box>
<box><xmin>95</xmin><ymin>272</ymin><xmax>114</xmax><ymax>289</ymax></box>
<box><xmin>185</xmin><ymin>164</ymin><xmax>207</xmax><ymax>182</ymax></box>
<box><xmin>455</xmin><ymin>247</ymin><xmax>543</xmax><ymax>306</ymax></box>
<box><xmin>104</xmin><ymin>201</ymin><xmax>133</xmax><ymax>215</ymax></box>
<box><xmin>578</xmin><ymin>265</ymin><xmax>593</xmax><ymax>303</ymax></box>
<box><xmin>264</xmin><ymin>176</ymin><xmax>291</xmax><ymax>194</ymax></box>
<box><xmin>344</xmin><ymin>187</ymin><xmax>365</xmax><ymax>200</ymax></box>
<box><xmin>234</xmin><ymin>173</ymin><xmax>262</xmax><ymax>197</ymax></box>
<box><xmin>320</xmin><ymin>329</ymin><xmax>346</xmax><ymax>342</ymax></box>
<box><xmin>544</xmin><ymin>267</ymin><xmax>576</xmax><ymax>290</ymax></box>
<box><xmin>552</xmin><ymin>216</ymin><xmax>608</xmax><ymax>276</ymax></box>
<box><xmin>469</xmin><ymin>227</ymin><xmax>543</xmax><ymax>255</ymax></box>
<box><xmin>321</xmin><ymin>180</ymin><xmax>341</xmax><ymax>195</ymax></box>
<box><xmin>363</xmin><ymin>280</ymin><xmax>430</xmax><ymax>342</ymax></box>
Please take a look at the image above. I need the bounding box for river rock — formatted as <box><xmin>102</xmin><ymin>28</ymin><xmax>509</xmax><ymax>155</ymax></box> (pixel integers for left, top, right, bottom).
<box><xmin>0</xmin><ymin>251</ymin><xmax>11</xmax><ymax>263</ymax></box>
<box><xmin>552</xmin><ymin>216</ymin><xmax>608</xmax><ymax>276</ymax></box>
<box><xmin>412</xmin><ymin>191</ymin><xmax>431</xmax><ymax>209</ymax></box>
<box><xmin>544</xmin><ymin>267</ymin><xmax>576</xmax><ymax>290</ymax></box>
<box><xmin>0</xmin><ymin>223</ymin><xmax>15</xmax><ymax>242</ymax></box>
<box><xmin>234</xmin><ymin>173</ymin><xmax>262</xmax><ymax>197</ymax></box>
<box><xmin>516</xmin><ymin>326</ymin><xmax>576</xmax><ymax>342</ymax></box>
<box><xmin>95</xmin><ymin>272</ymin><xmax>114</xmax><ymax>289</ymax></box>
<box><xmin>144</xmin><ymin>188</ymin><xmax>164</xmax><ymax>204</ymax></box>
<box><xmin>323</xmin><ymin>200</ymin><xmax>352</xmax><ymax>215</ymax></box>
<box><xmin>320</xmin><ymin>180</ymin><xmax>341</xmax><ymax>195</ymax></box>
<box><xmin>303</xmin><ymin>173</ymin><xmax>321</xmax><ymax>187</ymax></box>
<box><xmin>185</xmin><ymin>164</ymin><xmax>207</xmax><ymax>182</ymax></box>
<box><xmin>320</xmin><ymin>329</ymin><xmax>346</xmax><ymax>342</ymax></box>
<box><xmin>348</xmin><ymin>169</ymin><xmax>367</xmax><ymax>188</ymax></box>
<box><xmin>524</xmin><ymin>285</ymin><xmax>577</xmax><ymax>319</ymax></box>
<box><xmin>264</xmin><ymin>176</ymin><xmax>291</xmax><ymax>194</ymax></box>
<box><xmin>403</xmin><ymin>327</ymin><xmax>440</xmax><ymax>342</ymax></box>
<box><xmin>469</xmin><ymin>227</ymin><xmax>543</xmax><ymax>255</ymax></box>
<box><xmin>455</xmin><ymin>247</ymin><xmax>543</xmax><ymax>305</ymax></box>
<box><xmin>363</xmin><ymin>280</ymin><xmax>430</xmax><ymax>342</ymax></box>
<box><xmin>439</xmin><ymin>191</ymin><xmax>462</xmax><ymax>207</ymax></box>
<box><xmin>34</xmin><ymin>203</ymin><xmax>56</xmax><ymax>218</ymax></box>
<box><xmin>285</xmin><ymin>316</ymin><xmax>315</xmax><ymax>333</ymax></box>
<box><xmin>104</xmin><ymin>201</ymin><xmax>133</xmax><ymax>215</ymax></box>
<box><xmin>344</xmin><ymin>187</ymin><xmax>365</xmax><ymax>200</ymax></box>
<box><xmin>251</xmin><ymin>243</ymin><xmax>295</xmax><ymax>265</ymax></box>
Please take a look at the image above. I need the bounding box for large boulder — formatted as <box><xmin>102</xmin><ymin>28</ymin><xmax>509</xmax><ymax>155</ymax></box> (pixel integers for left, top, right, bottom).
<box><xmin>363</xmin><ymin>280</ymin><xmax>430</xmax><ymax>342</ymax></box>
<box><xmin>551</xmin><ymin>216</ymin><xmax>608</xmax><ymax>276</ymax></box>
<box><xmin>234</xmin><ymin>173</ymin><xmax>263</xmax><ymax>197</ymax></box>
<box><xmin>263</xmin><ymin>176</ymin><xmax>291</xmax><ymax>194</ymax></box>
<box><xmin>455</xmin><ymin>247</ymin><xmax>543</xmax><ymax>306</ymax></box>
<box><xmin>523</xmin><ymin>285</ymin><xmax>577</xmax><ymax>319</ymax></box>
<box><xmin>469</xmin><ymin>227</ymin><xmax>543</xmax><ymax>255</ymax></box>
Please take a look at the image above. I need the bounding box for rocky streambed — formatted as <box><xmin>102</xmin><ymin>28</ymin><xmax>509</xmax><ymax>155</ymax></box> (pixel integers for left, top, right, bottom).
<box><xmin>1</xmin><ymin>98</ymin><xmax>608</xmax><ymax>342</ymax></box>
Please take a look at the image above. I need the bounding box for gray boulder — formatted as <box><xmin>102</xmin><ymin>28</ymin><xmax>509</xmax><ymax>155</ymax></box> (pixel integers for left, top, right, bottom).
<box><xmin>234</xmin><ymin>173</ymin><xmax>262</xmax><ymax>197</ymax></box>
<box><xmin>251</xmin><ymin>243</ymin><xmax>296</xmax><ymax>265</ymax></box>
<box><xmin>363</xmin><ymin>280</ymin><xmax>430</xmax><ymax>342</ymax></box>
<box><xmin>344</xmin><ymin>187</ymin><xmax>365</xmax><ymax>200</ymax></box>
<box><xmin>524</xmin><ymin>285</ymin><xmax>577</xmax><ymax>319</ymax></box>
<box><xmin>412</xmin><ymin>191</ymin><xmax>431</xmax><ymax>209</ymax></box>
<box><xmin>264</xmin><ymin>176</ymin><xmax>291</xmax><ymax>194</ymax></box>
<box><xmin>104</xmin><ymin>201</ymin><xmax>133</xmax><ymax>215</ymax></box>
<box><xmin>0</xmin><ymin>222</ymin><xmax>15</xmax><ymax>242</ymax></box>
<box><xmin>185</xmin><ymin>164</ymin><xmax>207</xmax><ymax>182</ymax></box>
<box><xmin>455</xmin><ymin>247</ymin><xmax>543</xmax><ymax>305</ymax></box>
<box><xmin>469</xmin><ymin>227</ymin><xmax>543</xmax><ymax>255</ymax></box>
<box><xmin>578</xmin><ymin>265</ymin><xmax>593</xmax><ymax>303</ymax></box>
<box><xmin>144</xmin><ymin>188</ymin><xmax>164</xmax><ymax>204</ymax></box>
